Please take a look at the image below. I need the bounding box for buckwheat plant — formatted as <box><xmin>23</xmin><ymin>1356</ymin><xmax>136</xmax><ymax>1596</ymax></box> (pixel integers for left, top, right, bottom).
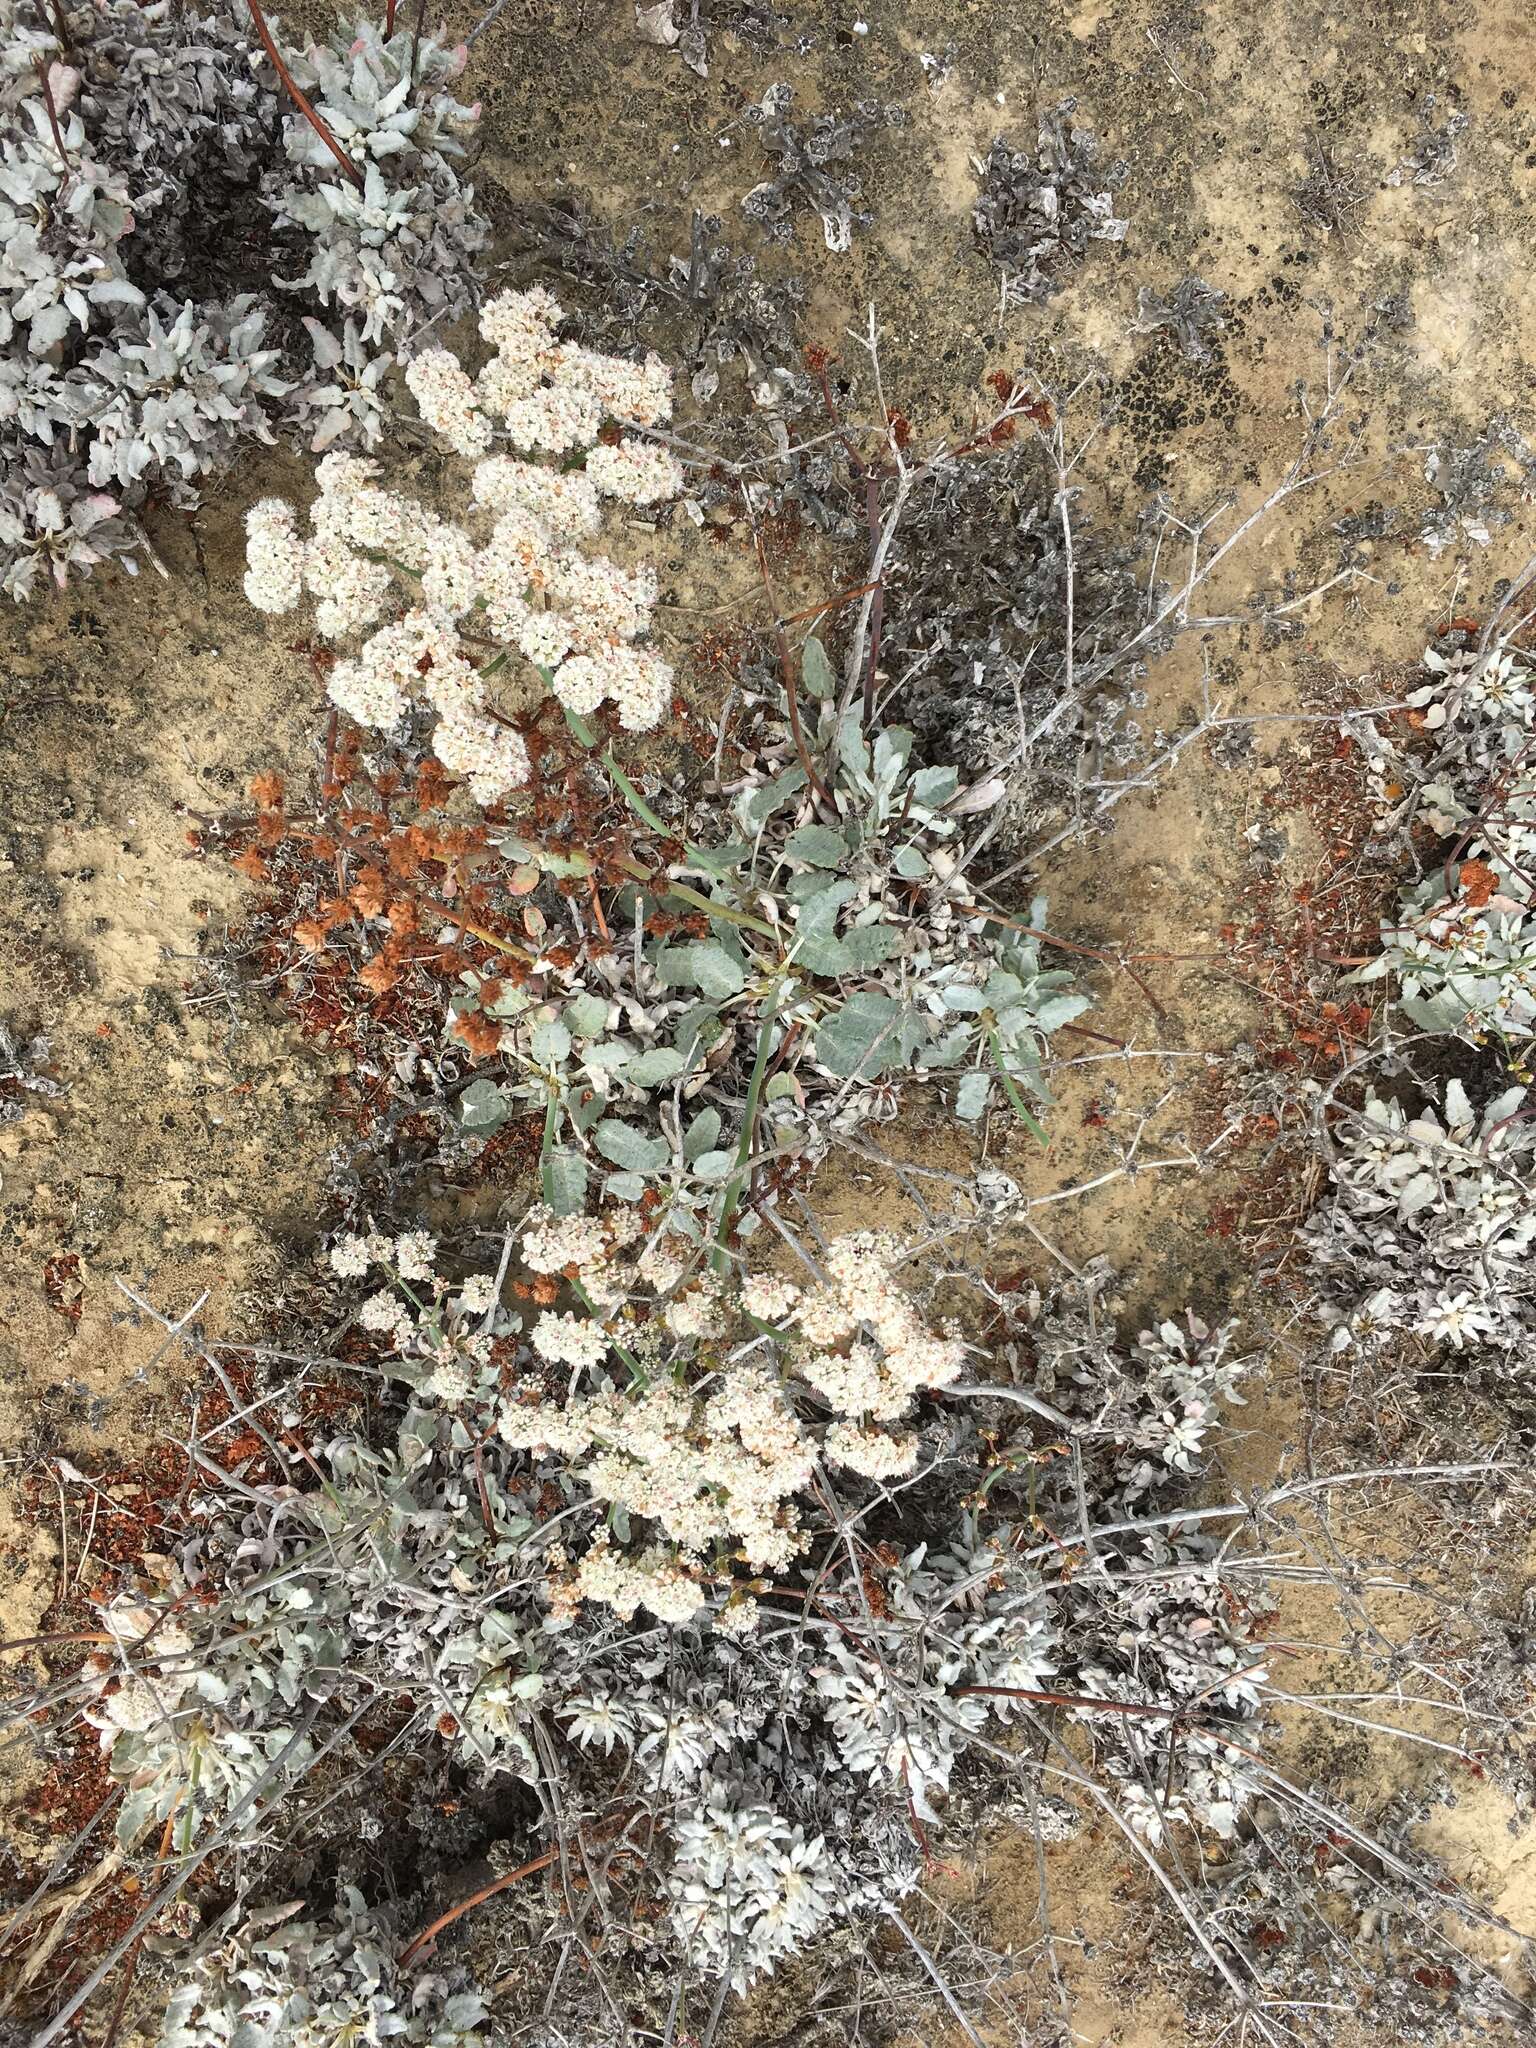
<box><xmin>333</xmin><ymin>1210</ymin><xmax>972</xmax><ymax>1620</ymax></box>
<box><xmin>446</xmin><ymin>633</ymin><xmax>1089</xmax><ymax>1218</ymax></box>
<box><xmin>243</xmin><ymin>287</ymin><xmax>681</xmax><ymax>803</ymax></box>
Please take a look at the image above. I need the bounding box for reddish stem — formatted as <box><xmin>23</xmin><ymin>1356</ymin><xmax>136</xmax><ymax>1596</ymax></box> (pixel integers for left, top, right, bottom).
<box><xmin>34</xmin><ymin>59</ymin><xmax>70</xmax><ymax>175</ymax></box>
<box><xmin>246</xmin><ymin>0</ymin><xmax>364</xmax><ymax>189</ymax></box>
<box><xmin>399</xmin><ymin>1846</ymin><xmax>559</xmax><ymax>1968</ymax></box>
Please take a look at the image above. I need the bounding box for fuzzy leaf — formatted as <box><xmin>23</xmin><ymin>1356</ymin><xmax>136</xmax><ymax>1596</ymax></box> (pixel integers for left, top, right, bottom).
<box><xmin>785</xmin><ymin>822</ymin><xmax>849</xmax><ymax>868</ymax></box>
<box><xmin>594</xmin><ymin>1119</ymin><xmax>670</xmax><ymax>1172</ymax></box>
<box><xmin>530</xmin><ymin>1018</ymin><xmax>572</xmax><ymax>1064</ymax></box>
<box><xmin>801</xmin><ymin>634</ymin><xmax>836</xmax><ymax>699</ymax></box>
<box><xmin>656</xmin><ymin>942</ymin><xmax>746</xmax><ymax>999</ymax></box>
<box><xmin>955</xmin><ymin>1071</ymin><xmax>993</xmax><ymax>1120</ymax></box>
<box><xmin>911</xmin><ymin>764</ymin><xmax>961</xmax><ymax>808</ymax></box>
<box><xmin>742</xmin><ymin>765</ymin><xmax>807</xmax><ymax>828</ymax></box>
<box><xmin>459</xmin><ymin>1079</ymin><xmax>510</xmax><ymax>1131</ymax></box>
<box><xmin>815</xmin><ymin>991</ymin><xmax>902</xmax><ymax>1078</ymax></box>
<box><xmin>563</xmin><ymin>993</ymin><xmax>610</xmax><ymax>1038</ymax></box>
<box><xmin>684</xmin><ymin>1106</ymin><xmax>722</xmax><ymax>1161</ymax></box>
<box><xmin>838</xmin><ymin>923</ymin><xmax>902</xmax><ymax>969</ymax></box>
<box><xmin>543</xmin><ymin>1148</ymin><xmax>588</xmax><ymax>1217</ymax></box>
<box><xmin>623</xmin><ymin>1046</ymin><xmax>688</xmax><ymax>1087</ymax></box>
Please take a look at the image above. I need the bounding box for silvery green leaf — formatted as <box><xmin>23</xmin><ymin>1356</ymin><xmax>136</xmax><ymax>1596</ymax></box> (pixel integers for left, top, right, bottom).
<box><xmin>691</xmin><ymin>1148</ymin><xmax>735</xmax><ymax>1181</ymax></box>
<box><xmin>764</xmin><ymin>1072</ymin><xmax>798</xmax><ymax>1101</ymax></box>
<box><xmin>786</xmin><ymin>866</ymin><xmax>846</xmax><ymax>905</ymax></box>
<box><xmin>797</xmin><ymin>878</ymin><xmax>856</xmax><ymax>929</ymax></box>
<box><xmin>684</xmin><ymin>1106</ymin><xmax>722</xmax><ymax>1161</ymax></box>
<box><xmin>544</xmin><ymin>1148</ymin><xmax>588</xmax><ymax>1217</ymax></box>
<box><xmin>801</xmin><ymin>634</ymin><xmax>836</xmax><ymax>698</ymax></box>
<box><xmin>815</xmin><ymin>991</ymin><xmax>902</xmax><ymax>1077</ymax></box>
<box><xmin>586</xmin><ymin>1039</ymin><xmax>635</xmax><ymax>1072</ymax></box>
<box><xmin>794</xmin><ymin>931</ymin><xmax>854</xmax><ymax>975</ymax></box>
<box><xmin>955</xmin><ymin>1071</ymin><xmax>992</xmax><ymax>1120</ymax></box>
<box><xmin>741</xmin><ymin>765</ymin><xmax>807</xmax><ymax>828</ymax></box>
<box><xmin>116</xmin><ymin>1780</ymin><xmax>165</xmax><ymax>1849</ymax></box>
<box><xmin>654</xmin><ymin>941</ymin><xmax>746</xmax><ymax>999</ymax></box>
<box><xmin>1400</xmin><ymin>986</ymin><xmax>1471</xmax><ymax>1033</ymax></box>
<box><xmin>837</xmin><ymin>712</ymin><xmax>871</xmax><ymax>779</ymax></box>
<box><xmin>1034</xmin><ymin>990</ymin><xmax>1093</xmax><ymax>1029</ymax></box>
<box><xmin>459</xmin><ymin>1078</ymin><xmax>510</xmax><ymax>1131</ymax></box>
<box><xmin>624</xmin><ymin>1046</ymin><xmax>688</xmax><ymax>1086</ymax></box>
<box><xmin>873</xmin><ymin>726</ymin><xmax>914</xmax><ymax>782</ymax></box>
<box><xmin>563</xmin><ymin>993</ymin><xmax>610</xmax><ymax>1038</ymax></box>
<box><xmin>594</xmin><ymin>1119</ymin><xmax>670</xmax><ymax>1172</ymax></box>
<box><xmin>838</xmin><ymin>924</ymin><xmax>902</xmax><ymax>969</ymax></box>
<box><xmin>916</xmin><ymin>1023</ymin><xmax>972</xmax><ymax>1069</ymax></box>
<box><xmin>911</xmin><ymin>765</ymin><xmax>961</xmax><ymax>808</ymax></box>
<box><xmin>785</xmin><ymin>822</ymin><xmax>848</xmax><ymax>868</ymax></box>
<box><xmin>893</xmin><ymin>843</ymin><xmax>930</xmax><ymax>878</ymax></box>
<box><xmin>570</xmin><ymin>1091</ymin><xmax>607</xmax><ymax>1135</ymax></box>
<box><xmin>530</xmin><ymin>1018</ymin><xmax>572</xmax><ymax>1064</ymax></box>
<box><xmin>940</xmin><ymin>983</ymin><xmax>986</xmax><ymax>1012</ymax></box>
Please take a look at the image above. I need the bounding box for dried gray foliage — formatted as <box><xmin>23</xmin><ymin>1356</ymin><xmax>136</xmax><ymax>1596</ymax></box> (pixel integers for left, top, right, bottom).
<box><xmin>161</xmin><ymin>1890</ymin><xmax>499</xmax><ymax>2048</ymax></box>
<box><xmin>971</xmin><ymin>102</ymin><xmax>1128</xmax><ymax>307</ymax></box>
<box><xmin>1301</xmin><ymin>1076</ymin><xmax>1536</xmax><ymax>1362</ymax></box>
<box><xmin>739</xmin><ymin>82</ymin><xmax>906</xmax><ymax>255</ymax></box>
<box><xmin>1132</xmin><ymin>276</ymin><xmax>1228</xmax><ymax>364</ymax></box>
<box><xmin>512</xmin><ymin>200</ymin><xmax>809</xmax><ymax>411</ymax></box>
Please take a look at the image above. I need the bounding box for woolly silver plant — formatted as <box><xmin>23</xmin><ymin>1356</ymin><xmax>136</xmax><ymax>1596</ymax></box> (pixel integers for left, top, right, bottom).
<box><xmin>160</xmin><ymin>1889</ymin><xmax>501</xmax><ymax>2048</ymax></box>
<box><xmin>1301</xmin><ymin>1076</ymin><xmax>1536</xmax><ymax>1360</ymax></box>
<box><xmin>1350</xmin><ymin>637</ymin><xmax>1536</xmax><ymax>1046</ymax></box>
<box><xmin>971</xmin><ymin>100</ymin><xmax>1129</xmax><ymax>307</ymax></box>
<box><xmin>0</xmin><ymin>1</ymin><xmax>488</xmax><ymax>598</ymax></box>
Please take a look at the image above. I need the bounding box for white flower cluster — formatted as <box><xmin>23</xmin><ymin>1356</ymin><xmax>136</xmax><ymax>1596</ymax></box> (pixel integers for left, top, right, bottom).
<box><xmin>328</xmin><ymin>1226</ymin><xmax>511</xmax><ymax>1403</ymax></box>
<box><xmin>241</xmin><ymin>288</ymin><xmax>685</xmax><ymax>801</ymax></box>
<box><xmin>1303</xmin><ymin>1078</ymin><xmax>1536</xmax><ymax>1359</ymax></box>
<box><xmin>330</xmin><ymin>1211</ymin><xmax>968</xmax><ymax>1625</ymax></box>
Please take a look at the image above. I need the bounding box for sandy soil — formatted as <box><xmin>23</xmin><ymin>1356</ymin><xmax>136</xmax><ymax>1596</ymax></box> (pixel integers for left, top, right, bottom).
<box><xmin>3</xmin><ymin>0</ymin><xmax>1535</xmax><ymax>2041</ymax></box>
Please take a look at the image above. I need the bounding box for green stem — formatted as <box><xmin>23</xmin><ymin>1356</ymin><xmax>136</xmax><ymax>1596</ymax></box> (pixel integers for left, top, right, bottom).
<box><xmin>983</xmin><ymin>1026</ymin><xmax>1050</xmax><ymax>1147</ymax></box>
<box><xmin>713</xmin><ymin>980</ymin><xmax>783</xmax><ymax>1263</ymax></box>
<box><xmin>569</xmin><ymin>1277</ymin><xmax>648</xmax><ymax>1388</ymax></box>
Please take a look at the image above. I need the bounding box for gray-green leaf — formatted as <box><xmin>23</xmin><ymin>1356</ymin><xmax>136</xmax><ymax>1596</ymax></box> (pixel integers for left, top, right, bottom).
<box><xmin>691</xmin><ymin>1148</ymin><xmax>735</xmax><ymax>1181</ymax></box>
<box><xmin>594</xmin><ymin>1119</ymin><xmax>670</xmax><ymax>1173</ymax></box>
<box><xmin>815</xmin><ymin>991</ymin><xmax>902</xmax><ymax>1078</ymax></box>
<box><xmin>543</xmin><ymin>1148</ymin><xmax>588</xmax><ymax>1216</ymax></box>
<box><xmin>563</xmin><ymin>993</ymin><xmax>610</xmax><ymax>1038</ymax></box>
<box><xmin>785</xmin><ymin>822</ymin><xmax>849</xmax><ymax>869</ymax></box>
<box><xmin>459</xmin><ymin>1079</ymin><xmax>511</xmax><ymax>1132</ymax></box>
<box><xmin>623</xmin><ymin>1046</ymin><xmax>688</xmax><ymax>1087</ymax></box>
<box><xmin>801</xmin><ymin>634</ymin><xmax>836</xmax><ymax>700</ymax></box>
<box><xmin>684</xmin><ymin>1106</ymin><xmax>722</xmax><ymax>1161</ymax></box>
<box><xmin>955</xmin><ymin>1071</ymin><xmax>992</xmax><ymax>1120</ymax></box>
